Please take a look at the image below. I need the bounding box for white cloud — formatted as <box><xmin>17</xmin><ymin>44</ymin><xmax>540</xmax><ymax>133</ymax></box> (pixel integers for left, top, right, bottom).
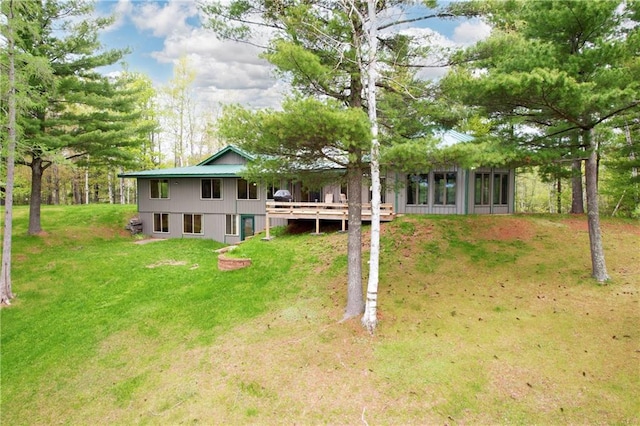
<box><xmin>103</xmin><ymin>0</ymin><xmax>133</xmax><ymax>32</ymax></box>
<box><xmin>151</xmin><ymin>25</ymin><xmax>283</xmax><ymax>108</ymax></box>
<box><xmin>452</xmin><ymin>20</ymin><xmax>491</xmax><ymax>46</ymax></box>
<box><xmin>131</xmin><ymin>0</ymin><xmax>198</xmax><ymax>37</ymax></box>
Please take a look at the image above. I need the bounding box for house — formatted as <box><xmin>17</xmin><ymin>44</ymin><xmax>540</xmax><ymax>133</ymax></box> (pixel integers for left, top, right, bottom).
<box><xmin>119</xmin><ymin>137</ymin><xmax>515</xmax><ymax>243</ymax></box>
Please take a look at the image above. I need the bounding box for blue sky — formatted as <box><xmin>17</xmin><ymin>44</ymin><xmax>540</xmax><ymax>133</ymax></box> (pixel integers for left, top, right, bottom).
<box><xmin>95</xmin><ymin>1</ymin><xmax>490</xmax><ymax>111</ymax></box>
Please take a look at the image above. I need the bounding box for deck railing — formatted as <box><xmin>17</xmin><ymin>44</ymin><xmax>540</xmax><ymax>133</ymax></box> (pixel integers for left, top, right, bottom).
<box><xmin>264</xmin><ymin>201</ymin><xmax>395</xmax><ymax>238</ymax></box>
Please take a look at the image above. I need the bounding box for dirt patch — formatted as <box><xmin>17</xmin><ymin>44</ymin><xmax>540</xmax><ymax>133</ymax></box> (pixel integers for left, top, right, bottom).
<box><xmin>146</xmin><ymin>260</ymin><xmax>187</xmax><ymax>268</ymax></box>
<box><xmin>564</xmin><ymin>216</ymin><xmax>589</xmax><ymax>233</ymax></box>
<box><xmin>135</xmin><ymin>238</ymin><xmax>166</xmax><ymax>245</ymax></box>
<box><xmin>470</xmin><ymin>216</ymin><xmax>536</xmax><ymax>241</ymax></box>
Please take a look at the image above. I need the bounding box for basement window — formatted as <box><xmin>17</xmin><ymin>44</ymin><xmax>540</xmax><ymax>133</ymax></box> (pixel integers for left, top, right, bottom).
<box><xmin>226</xmin><ymin>214</ymin><xmax>238</xmax><ymax>235</ymax></box>
<box><xmin>153</xmin><ymin>213</ymin><xmax>169</xmax><ymax>233</ymax></box>
<box><xmin>183</xmin><ymin>214</ymin><xmax>203</xmax><ymax>234</ymax></box>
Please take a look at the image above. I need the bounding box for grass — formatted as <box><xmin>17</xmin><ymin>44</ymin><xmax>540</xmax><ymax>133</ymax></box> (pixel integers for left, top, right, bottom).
<box><xmin>1</xmin><ymin>205</ymin><xmax>639</xmax><ymax>424</ymax></box>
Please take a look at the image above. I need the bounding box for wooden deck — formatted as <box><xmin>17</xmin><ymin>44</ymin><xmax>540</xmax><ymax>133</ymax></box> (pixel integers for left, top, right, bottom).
<box><xmin>264</xmin><ymin>201</ymin><xmax>395</xmax><ymax>238</ymax></box>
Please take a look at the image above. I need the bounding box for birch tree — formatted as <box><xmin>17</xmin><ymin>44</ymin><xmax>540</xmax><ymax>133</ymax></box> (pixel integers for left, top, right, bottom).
<box><xmin>1</xmin><ymin>0</ymin><xmax>19</xmax><ymax>305</ymax></box>
<box><xmin>162</xmin><ymin>56</ymin><xmax>197</xmax><ymax>167</ymax></box>
<box><xmin>354</xmin><ymin>0</ymin><xmax>381</xmax><ymax>332</ymax></box>
<box><xmin>202</xmin><ymin>0</ymin><xmax>480</xmax><ymax>320</ymax></box>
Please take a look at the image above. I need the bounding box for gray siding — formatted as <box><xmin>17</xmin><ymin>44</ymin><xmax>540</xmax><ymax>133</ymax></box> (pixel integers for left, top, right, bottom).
<box><xmin>211</xmin><ymin>151</ymin><xmax>247</xmax><ymax>165</ymax></box>
<box><xmin>137</xmin><ymin>177</ymin><xmax>278</xmax><ymax>243</ymax></box>
<box><xmin>132</xmin><ymin>164</ymin><xmax>516</xmax><ymax>244</ymax></box>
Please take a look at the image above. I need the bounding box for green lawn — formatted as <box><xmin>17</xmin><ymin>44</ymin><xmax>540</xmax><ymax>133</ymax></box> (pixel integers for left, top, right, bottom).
<box><xmin>1</xmin><ymin>205</ymin><xmax>638</xmax><ymax>424</ymax></box>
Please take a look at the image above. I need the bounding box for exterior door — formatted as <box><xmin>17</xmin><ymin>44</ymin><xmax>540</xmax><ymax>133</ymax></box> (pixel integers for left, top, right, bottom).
<box><xmin>240</xmin><ymin>215</ymin><xmax>254</xmax><ymax>241</ymax></box>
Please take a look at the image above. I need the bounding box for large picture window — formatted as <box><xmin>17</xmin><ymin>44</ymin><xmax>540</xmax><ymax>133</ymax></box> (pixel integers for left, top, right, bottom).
<box><xmin>493</xmin><ymin>173</ymin><xmax>509</xmax><ymax>205</ymax></box>
<box><xmin>237</xmin><ymin>178</ymin><xmax>258</xmax><ymax>200</ymax></box>
<box><xmin>407</xmin><ymin>174</ymin><xmax>429</xmax><ymax>205</ymax></box>
<box><xmin>150</xmin><ymin>179</ymin><xmax>169</xmax><ymax>199</ymax></box>
<box><xmin>474</xmin><ymin>173</ymin><xmax>490</xmax><ymax>206</ymax></box>
<box><xmin>226</xmin><ymin>214</ymin><xmax>238</xmax><ymax>235</ymax></box>
<box><xmin>183</xmin><ymin>214</ymin><xmax>203</xmax><ymax>234</ymax></box>
<box><xmin>434</xmin><ymin>172</ymin><xmax>456</xmax><ymax>206</ymax></box>
<box><xmin>201</xmin><ymin>179</ymin><xmax>222</xmax><ymax>199</ymax></box>
<box><xmin>153</xmin><ymin>213</ymin><xmax>169</xmax><ymax>233</ymax></box>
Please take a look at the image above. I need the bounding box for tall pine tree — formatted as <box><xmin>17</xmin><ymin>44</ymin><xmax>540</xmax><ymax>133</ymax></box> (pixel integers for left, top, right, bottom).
<box><xmin>444</xmin><ymin>0</ymin><xmax>640</xmax><ymax>282</ymax></box>
<box><xmin>13</xmin><ymin>0</ymin><xmax>137</xmax><ymax>234</ymax></box>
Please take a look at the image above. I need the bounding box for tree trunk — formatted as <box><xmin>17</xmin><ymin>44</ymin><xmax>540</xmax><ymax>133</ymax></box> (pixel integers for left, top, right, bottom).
<box><xmin>344</xmin><ymin>160</ymin><xmax>365</xmax><ymax>319</ymax></box>
<box><xmin>120</xmin><ymin>167</ymin><xmax>126</xmax><ymax>204</ymax></box>
<box><xmin>571</xmin><ymin>159</ymin><xmax>584</xmax><ymax>214</ymax></box>
<box><xmin>583</xmin><ymin>128</ymin><xmax>609</xmax><ymax>282</ymax></box>
<box><xmin>2</xmin><ymin>1</ymin><xmax>17</xmax><ymax>304</ymax></box>
<box><xmin>556</xmin><ymin>177</ymin><xmax>562</xmax><ymax>214</ymax></box>
<box><xmin>46</xmin><ymin>173</ymin><xmax>53</xmax><ymax>205</ymax></box>
<box><xmin>28</xmin><ymin>158</ymin><xmax>45</xmax><ymax>235</ymax></box>
<box><xmin>53</xmin><ymin>165</ymin><xmax>60</xmax><ymax>205</ymax></box>
<box><xmin>84</xmin><ymin>167</ymin><xmax>90</xmax><ymax>204</ymax></box>
<box><xmin>362</xmin><ymin>0</ymin><xmax>380</xmax><ymax>333</ymax></box>
<box><xmin>72</xmin><ymin>172</ymin><xmax>82</xmax><ymax>205</ymax></box>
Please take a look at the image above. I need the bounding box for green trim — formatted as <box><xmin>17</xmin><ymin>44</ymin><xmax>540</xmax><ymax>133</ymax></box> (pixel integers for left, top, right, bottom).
<box><xmin>240</xmin><ymin>215</ymin><xmax>255</xmax><ymax>241</ymax></box>
<box><xmin>118</xmin><ymin>164</ymin><xmax>244</xmax><ymax>179</ymax></box>
<box><xmin>197</xmin><ymin>145</ymin><xmax>254</xmax><ymax>166</ymax></box>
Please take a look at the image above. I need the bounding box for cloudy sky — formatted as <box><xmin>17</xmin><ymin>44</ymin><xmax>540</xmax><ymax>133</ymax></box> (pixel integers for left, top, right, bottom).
<box><xmin>96</xmin><ymin>0</ymin><xmax>491</xmax><ymax>112</ymax></box>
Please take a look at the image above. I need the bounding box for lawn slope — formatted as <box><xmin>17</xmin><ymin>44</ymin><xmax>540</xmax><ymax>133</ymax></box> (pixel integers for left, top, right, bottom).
<box><xmin>1</xmin><ymin>206</ymin><xmax>638</xmax><ymax>425</ymax></box>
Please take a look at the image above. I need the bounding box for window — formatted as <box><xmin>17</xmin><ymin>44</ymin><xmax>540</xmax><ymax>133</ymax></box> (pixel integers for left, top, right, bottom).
<box><xmin>226</xmin><ymin>214</ymin><xmax>238</xmax><ymax>235</ymax></box>
<box><xmin>237</xmin><ymin>178</ymin><xmax>258</xmax><ymax>200</ymax></box>
<box><xmin>434</xmin><ymin>172</ymin><xmax>456</xmax><ymax>206</ymax></box>
<box><xmin>493</xmin><ymin>173</ymin><xmax>509</xmax><ymax>205</ymax></box>
<box><xmin>474</xmin><ymin>173</ymin><xmax>490</xmax><ymax>205</ymax></box>
<box><xmin>150</xmin><ymin>179</ymin><xmax>169</xmax><ymax>199</ymax></box>
<box><xmin>183</xmin><ymin>214</ymin><xmax>203</xmax><ymax>234</ymax></box>
<box><xmin>407</xmin><ymin>174</ymin><xmax>429</xmax><ymax>205</ymax></box>
<box><xmin>153</xmin><ymin>213</ymin><xmax>169</xmax><ymax>233</ymax></box>
<box><xmin>266</xmin><ymin>182</ymin><xmax>279</xmax><ymax>199</ymax></box>
<box><xmin>201</xmin><ymin>179</ymin><xmax>222</xmax><ymax>199</ymax></box>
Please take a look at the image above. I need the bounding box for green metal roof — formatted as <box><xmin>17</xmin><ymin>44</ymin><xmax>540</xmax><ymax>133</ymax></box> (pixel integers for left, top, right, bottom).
<box><xmin>118</xmin><ymin>163</ymin><xmax>245</xmax><ymax>179</ymax></box>
<box><xmin>118</xmin><ymin>145</ymin><xmax>252</xmax><ymax>179</ymax></box>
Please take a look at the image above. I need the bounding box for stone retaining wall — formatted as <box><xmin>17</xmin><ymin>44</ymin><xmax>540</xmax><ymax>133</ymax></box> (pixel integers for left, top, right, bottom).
<box><xmin>216</xmin><ymin>246</ymin><xmax>252</xmax><ymax>271</ymax></box>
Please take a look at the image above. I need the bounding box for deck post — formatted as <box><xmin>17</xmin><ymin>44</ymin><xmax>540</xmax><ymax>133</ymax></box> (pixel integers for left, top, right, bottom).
<box><xmin>315</xmin><ymin>211</ymin><xmax>320</xmax><ymax>234</ymax></box>
<box><xmin>265</xmin><ymin>212</ymin><xmax>271</xmax><ymax>239</ymax></box>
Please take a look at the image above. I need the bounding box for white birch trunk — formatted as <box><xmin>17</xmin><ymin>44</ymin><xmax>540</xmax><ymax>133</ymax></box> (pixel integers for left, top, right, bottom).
<box><xmin>84</xmin><ymin>161</ymin><xmax>90</xmax><ymax>204</ymax></box>
<box><xmin>108</xmin><ymin>170</ymin><xmax>114</xmax><ymax>204</ymax></box>
<box><xmin>120</xmin><ymin>167</ymin><xmax>126</xmax><ymax>204</ymax></box>
<box><xmin>362</xmin><ymin>0</ymin><xmax>380</xmax><ymax>332</ymax></box>
<box><xmin>1</xmin><ymin>1</ymin><xmax>17</xmax><ymax>304</ymax></box>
